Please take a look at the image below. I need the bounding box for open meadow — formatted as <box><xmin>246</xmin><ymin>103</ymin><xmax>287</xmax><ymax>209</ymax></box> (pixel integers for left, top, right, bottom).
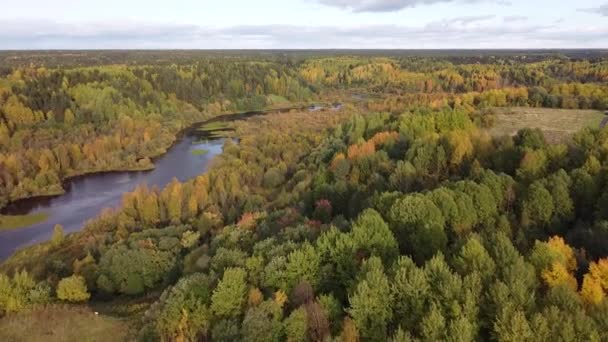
<box><xmin>489</xmin><ymin>107</ymin><xmax>606</xmax><ymax>143</ymax></box>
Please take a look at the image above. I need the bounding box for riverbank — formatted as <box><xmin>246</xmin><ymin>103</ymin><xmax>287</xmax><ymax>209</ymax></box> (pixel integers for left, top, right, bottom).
<box><xmin>0</xmin><ymin>102</ymin><xmax>325</xmax><ymax>215</ymax></box>
<box><xmin>0</xmin><ymin>213</ymin><xmax>49</xmax><ymax>231</ymax></box>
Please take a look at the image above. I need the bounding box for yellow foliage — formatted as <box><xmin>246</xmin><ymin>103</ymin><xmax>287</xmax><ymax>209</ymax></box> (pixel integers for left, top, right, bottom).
<box><xmin>445</xmin><ymin>130</ymin><xmax>474</xmax><ymax>166</ymax></box>
<box><xmin>341</xmin><ymin>317</ymin><xmax>360</xmax><ymax>342</ymax></box>
<box><xmin>237</xmin><ymin>212</ymin><xmax>257</xmax><ymax>231</ymax></box>
<box><xmin>273</xmin><ymin>289</ymin><xmax>288</xmax><ymax>308</ymax></box>
<box><xmin>248</xmin><ymin>288</ymin><xmax>263</xmax><ymax>307</ymax></box>
<box><xmin>331</xmin><ymin>153</ymin><xmax>346</xmax><ymax>171</ymax></box>
<box><xmin>546</xmin><ymin>236</ymin><xmax>577</xmax><ymax>272</ymax></box>
<box><xmin>588</xmin><ymin>258</ymin><xmax>608</xmax><ymax>290</ymax></box>
<box><xmin>581</xmin><ymin>274</ymin><xmax>605</xmax><ymax>306</ymax></box>
<box><xmin>541</xmin><ymin>262</ymin><xmax>577</xmax><ymax>291</ymax></box>
<box><xmin>347</xmin><ymin>140</ymin><xmax>375</xmax><ymax>161</ymax></box>
<box><xmin>369</xmin><ymin>131</ymin><xmax>399</xmax><ymax>147</ymax></box>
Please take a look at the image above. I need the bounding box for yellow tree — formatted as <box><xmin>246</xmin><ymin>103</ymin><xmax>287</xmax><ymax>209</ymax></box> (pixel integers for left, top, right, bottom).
<box><xmin>580</xmin><ymin>258</ymin><xmax>608</xmax><ymax>306</ymax></box>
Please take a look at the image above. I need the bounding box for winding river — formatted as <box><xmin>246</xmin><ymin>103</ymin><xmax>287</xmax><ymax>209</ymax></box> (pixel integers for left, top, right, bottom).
<box><xmin>0</xmin><ymin>131</ymin><xmax>226</xmax><ymax>260</ymax></box>
<box><xmin>0</xmin><ymin>103</ymin><xmax>342</xmax><ymax>260</ymax></box>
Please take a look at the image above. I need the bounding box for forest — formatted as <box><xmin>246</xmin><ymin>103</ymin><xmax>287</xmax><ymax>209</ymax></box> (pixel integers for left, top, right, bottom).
<box><xmin>1</xmin><ymin>51</ymin><xmax>608</xmax><ymax>341</ymax></box>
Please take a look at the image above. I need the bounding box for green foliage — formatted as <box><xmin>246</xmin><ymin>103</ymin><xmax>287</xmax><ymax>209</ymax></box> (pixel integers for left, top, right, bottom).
<box><xmin>388</xmin><ymin>194</ymin><xmax>447</xmax><ymax>262</ymax></box>
<box><xmin>211</xmin><ymin>268</ymin><xmax>247</xmax><ymax>319</ymax></box>
<box><xmin>140</xmin><ymin>273</ymin><xmax>213</xmax><ymax>341</ymax></box>
<box><xmin>0</xmin><ymin>270</ymin><xmax>50</xmax><ymax>314</ymax></box>
<box><xmin>350</xmin><ymin>209</ymin><xmax>399</xmax><ymax>265</ymax></box>
<box><xmin>241</xmin><ymin>300</ymin><xmax>284</xmax><ymax>342</ymax></box>
<box><xmin>284</xmin><ymin>307</ymin><xmax>308</xmax><ymax>342</ymax></box>
<box><xmin>5</xmin><ymin>53</ymin><xmax>608</xmax><ymax>342</ymax></box>
<box><xmin>97</xmin><ymin>244</ymin><xmax>176</xmax><ymax>295</ymax></box>
<box><xmin>348</xmin><ymin>257</ymin><xmax>393</xmax><ymax>341</ymax></box>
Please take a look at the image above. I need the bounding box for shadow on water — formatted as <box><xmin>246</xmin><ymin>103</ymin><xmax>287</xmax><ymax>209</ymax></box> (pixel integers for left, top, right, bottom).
<box><xmin>0</xmin><ymin>103</ymin><xmax>341</xmax><ymax>259</ymax></box>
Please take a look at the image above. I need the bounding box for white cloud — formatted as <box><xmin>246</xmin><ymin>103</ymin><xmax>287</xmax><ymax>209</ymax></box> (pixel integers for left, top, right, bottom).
<box><xmin>578</xmin><ymin>3</ymin><xmax>608</xmax><ymax>16</ymax></box>
<box><xmin>0</xmin><ymin>18</ymin><xmax>606</xmax><ymax>49</ymax></box>
<box><xmin>311</xmin><ymin>0</ymin><xmax>510</xmax><ymax>12</ymax></box>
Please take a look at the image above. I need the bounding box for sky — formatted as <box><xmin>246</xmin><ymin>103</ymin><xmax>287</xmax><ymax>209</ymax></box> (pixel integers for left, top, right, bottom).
<box><xmin>0</xmin><ymin>0</ymin><xmax>607</xmax><ymax>49</ymax></box>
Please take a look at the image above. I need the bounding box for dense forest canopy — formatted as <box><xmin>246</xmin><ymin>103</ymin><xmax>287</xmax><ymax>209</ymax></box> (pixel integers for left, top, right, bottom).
<box><xmin>1</xmin><ymin>51</ymin><xmax>608</xmax><ymax>341</ymax></box>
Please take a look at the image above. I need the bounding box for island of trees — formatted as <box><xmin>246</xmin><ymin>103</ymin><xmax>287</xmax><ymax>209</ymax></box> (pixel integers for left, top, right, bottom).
<box><xmin>1</xmin><ymin>50</ymin><xmax>608</xmax><ymax>341</ymax></box>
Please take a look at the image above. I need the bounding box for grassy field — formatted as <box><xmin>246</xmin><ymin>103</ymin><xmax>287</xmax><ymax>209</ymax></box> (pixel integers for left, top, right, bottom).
<box><xmin>488</xmin><ymin>107</ymin><xmax>605</xmax><ymax>143</ymax></box>
<box><xmin>0</xmin><ymin>305</ymin><xmax>132</xmax><ymax>342</ymax></box>
<box><xmin>0</xmin><ymin>213</ymin><xmax>49</xmax><ymax>231</ymax></box>
<box><xmin>197</xmin><ymin>121</ymin><xmax>230</xmax><ymax>132</ymax></box>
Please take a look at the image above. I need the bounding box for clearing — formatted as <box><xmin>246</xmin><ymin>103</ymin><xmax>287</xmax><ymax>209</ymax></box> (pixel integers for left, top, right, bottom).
<box><xmin>0</xmin><ymin>305</ymin><xmax>131</xmax><ymax>342</ymax></box>
<box><xmin>488</xmin><ymin>107</ymin><xmax>605</xmax><ymax>143</ymax></box>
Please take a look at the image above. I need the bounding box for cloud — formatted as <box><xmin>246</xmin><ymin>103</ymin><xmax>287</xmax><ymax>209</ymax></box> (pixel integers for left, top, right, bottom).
<box><xmin>312</xmin><ymin>0</ymin><xmax>510</xmax><ymax>12</ymax></box>
<box><xmin>503</xmin><ymin>15</ymin><xmax>528</xmax><ymax>22</ymax></box>
<box><xmin>578</xmin><ymin>3</ymin><xmax>608</xmax><ymax>16</ymax></box>
<box><xmin>0</xmin><ymin>18</ymin><xmax>606</xmax><ymax>49</ymax></box>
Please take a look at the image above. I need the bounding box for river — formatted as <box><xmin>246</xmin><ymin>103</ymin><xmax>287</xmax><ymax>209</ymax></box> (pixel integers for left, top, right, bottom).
<box><xmin>0</xmin><ymin>131</ymin><xmax>226</xmax><ymax>260</ymax></box>
<box><xmin>0</xmin><ymin>103</ymin><xmax>342</xmax><ymax>260</ymax></box>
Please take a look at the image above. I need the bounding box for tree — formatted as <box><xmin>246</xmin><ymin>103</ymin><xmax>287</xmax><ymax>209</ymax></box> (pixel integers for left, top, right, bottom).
<box><xmin>521</xmin><ymin>182</ymin><xmax>554</xmax><ymax>227</ymax></box>
<box><xmin>420</xmin><ymin>303</ymin><xmax>446</xmax><ymax>342</ymax></box>
<box><xmin>391</xmin><ymin>256</ymin><xmax>429</xmax><ymax>331</ymax></box>
<box><xmin>350</xmin><ymin>209</ymin><xmax>399</xmax><ymax>265</ymax></box>
<box><xmin>306</xmin><ymin>301</ymin><xmax>331</xmax><ymax>341</ymax></box>
<box><xmin>348</xmin><ymin>257</ymin><xmax>392</xmax><ymax>342</ymax></box>
<box><xmin>56</xmin><ymin>275</ymin><xmax>90</xmax><ymax>302</ymax></box>
<box><xmin>284</xmin><ymin>307</ymin><xmax>308</xmax><ymax>342</ymax></box>
<box><xmin>285</xmin><ymin>243</ymin><xmax>320</xmax><ymax>291</ymax></box>
<box><xmin>341</xmin><ymin>317</ymin><xmax>360</xmax><ymax>342</ymax></box>
<box><xmin>514</xmin><ymin>128</ymin><xmax>546</xmax><ymax>150</ymax></box>
<box><xmin>63</xmin><ymin>108</ymin><xmax>75</xmax><ymax>125</ymax></box>
<box><xmin>241</xmin><ymin>301</ymin><xmax>283</xmax><ymax>342</ymax></box>
<box><xmin>211</xmin><ymin>268</ymin><xmax>247</xmax><ymax>319</ymax></box>
<box><xmin>248</xmin><ymin>288</ymin><xmax>263</xmax><ymax>307</ymax></box>
<box><xmin>493</xmin><ymin>309</ymin><xmax>534</xmax><ymax>342</ymax></box>
<box><xmin>580</xmin><ymin>258</ymin><xmax>608</xmax><ymax>306</ymax></box>
<box><xmin>180</xmin><ymin>230</ymin><xmax>200</xmax><ymax>249</ymax></box>
<box><xmin>51</xmin><ymin>224</ymin><xmax>64</xmax><ymax>246</ymax></box>
<box><xmin>388</xmin><ymin>194</ymin><xmax>447</xmax><ymax>262</ymax></box>
<box><xmin>454</xmin><ymin>236</ymin><xmax>496</xmax><ymax>281</ymax></box>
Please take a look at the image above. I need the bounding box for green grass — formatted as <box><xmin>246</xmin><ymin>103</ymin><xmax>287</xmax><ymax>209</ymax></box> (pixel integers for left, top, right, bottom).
<box><xmin>268</xmin><ymin>94</ymin><xmax>289</xmax><ymax>105</ymax></box>
<box><xmin>0</xmin><ymin>305</ymin><xmax>132</xmax><ymax>342</ymax></box>
<box><xmin>488</xmin><ymin>107</ymin><xmax>605</xmax><ymax>143</ymax></box>
<box><xmin>197</xmin><ymin>122</ymin><xmax>230</xmax><ymax>132</ymax></box>
<box><xmin>0</xmin><ymin>213</ymin><xmax>49</xmax><ymax>231</ymax></box>
<box><xmin>191</xmin><ymin>148</ymin><xmax>209</xmax><ymax>156</ymax></box>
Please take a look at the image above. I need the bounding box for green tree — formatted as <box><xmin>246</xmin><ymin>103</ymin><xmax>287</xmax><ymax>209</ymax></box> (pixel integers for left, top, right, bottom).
<box><xmin>348</xmin><ymin>257</ymin><xmax>392</xmax><ymax>342</ymax></box>
<box><xmin>284</xmin><ymin>307</ymin><xmax>308</xmax><ymax>342</ymax></box>
<box><xmin>454</xmin><ymin>236</ymin><xmax>496</xmax><ymax>282</ymax></box>
<box><xmin>388</xmin><ymin>194</ymin><xmax>447</xmax><ymax>262</ymax></box>
<box><xmin>420</xmin><ymin>303</ymin><xmax>446</xmax><ymax>342</ymax></box>
<box><xmin>241</xmin><ymin>301</ymin><xmax>283</xmax><ymax>342</ymax></box>
<box><xmin>391</xmin><ymin>256</ymin><xmax>429</xmax><ymax>331</ymax></box>
<box><xmin>211</xmin><ymin>268</ymin><xmax>248</xmax><ymax>318</ymax></box>
<box><xmin>350</xmin><ymin>209</ymin><xmax>399</xmax><ymax>265</ymax></box>
<box><xmin>521</xmin><ymin>181</ymin><xmax>554</xmax><ymax>227</ymax></box>
<box><xmin>285</xmin><ymin>243</ymin><xmax>320</xmax><ymax>291</ymax></box>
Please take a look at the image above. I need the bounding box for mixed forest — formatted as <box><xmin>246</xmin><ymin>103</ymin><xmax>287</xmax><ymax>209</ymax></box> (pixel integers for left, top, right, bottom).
<box><xmin>1</xmin><ymin>51</ymin><xmax>608</xmax><ymax>341</ymax></box>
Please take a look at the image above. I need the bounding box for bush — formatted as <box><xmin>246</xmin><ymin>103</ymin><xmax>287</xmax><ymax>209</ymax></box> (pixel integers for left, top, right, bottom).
<box><xmin>56</xmin><ymin>275</ymin><xmax>90</xmax><ymax>302</ymax></box>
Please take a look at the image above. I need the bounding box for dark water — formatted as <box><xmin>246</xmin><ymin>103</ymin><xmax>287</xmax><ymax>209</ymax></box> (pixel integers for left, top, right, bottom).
<box><xmin>0</xmin><ymin>134</ymin><xmax>226</xmax><ymax>260</ymax></box>
<box><xmin>0</xmin><ymin>103</ymin><xmax>342</xmax><ymax>260</ymax></box>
